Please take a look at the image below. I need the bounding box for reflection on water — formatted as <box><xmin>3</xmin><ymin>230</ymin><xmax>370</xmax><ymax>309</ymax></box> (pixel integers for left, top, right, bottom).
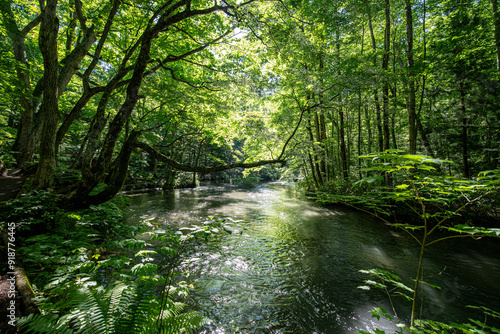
<box><xmin>126</xmin><ymin>182</ymin><xmax>500</xmax><ymax>333</ymax></box>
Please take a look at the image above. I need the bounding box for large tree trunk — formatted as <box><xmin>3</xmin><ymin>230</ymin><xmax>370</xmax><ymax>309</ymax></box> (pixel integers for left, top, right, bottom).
<box><xmin>0</xmin><ymin>2</ymin><xmax>40</xmax><ymax>166</ymax></box>
<box><xmin>405</xmin><ymin>0</ymin><xmax>417</xmax><ymax>154</ymax></box>
<box><xmin>33</xmin><ymin>0</ymin><xmax>60</xmax><ymax>190</ymax></box>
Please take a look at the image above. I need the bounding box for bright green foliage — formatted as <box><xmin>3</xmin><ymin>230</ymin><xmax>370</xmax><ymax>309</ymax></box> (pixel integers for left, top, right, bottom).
<box><xmin>314</xmin><ymin>151</ymin><xmax>500</xmax><ymax>231</ymax></box>
<box><xmin>17</xmin><ymin>281</ymin><xmax>209</xmax><ymax>334</ymax></box>
<box><xmin>330</xmin><ymin>152</ymin><xmax>500</xmax><ymax>332</ymax></box>
<box><xmin>0</xmin><ymin>191</ymin><xmax>72</xmax><ymax>234</ymax></box>
<box><xmin>359</xmin><ymin>305</ymin><xmax>500</xmax><ymax>334</ymax></box>
<box><xmin>358</xmin><ymin>268</ymin><xmax>414</xmax><ymax>302</ymax></box>
<box><xmin>0</xmin><ymin>191</ymin><xmax>215</xmax><ymax>333</ymax></box>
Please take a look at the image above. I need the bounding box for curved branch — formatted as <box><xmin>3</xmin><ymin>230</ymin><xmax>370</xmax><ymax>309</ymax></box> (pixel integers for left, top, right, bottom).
<box><xmin>172</xmin><ymin>24</ymin><xmax>204</xmax><ymax>44</ymax></box>
<box><xmin>133</xmin><ymin>142</ymin><xmax>285</xmax><ymax>173</ymax></box>
<box><xmin>21</xmin><ymin>14</ymin><xmax>42</xmax><ymax>35</ymax></box>
<box><xmin>278</xmin><ymin>108</ymin><xmax>304</xmax><ymax>160</ymax></box>
<box><xmin>161</xmin><ymin>66</ymin><xmax>219</xmax><ymax>91</ymax></box>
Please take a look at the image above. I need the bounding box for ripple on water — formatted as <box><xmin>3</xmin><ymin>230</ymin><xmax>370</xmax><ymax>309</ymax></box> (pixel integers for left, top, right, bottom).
<box><xmin>126</xmin><ymin>183</ymin><xmax>500</xmax><ymax>333</ymax></box>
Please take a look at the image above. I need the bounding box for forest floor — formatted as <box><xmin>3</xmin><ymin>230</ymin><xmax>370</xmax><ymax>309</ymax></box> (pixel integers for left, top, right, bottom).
<box><xmin>0</xmin><ymin>169</ymin><xmax>27</xmax><ymax>333</ymax></box>
<box><xmin>0</xmin><ymin>169</ymin><xmax>26</xmax><ymax>202</ymax></box>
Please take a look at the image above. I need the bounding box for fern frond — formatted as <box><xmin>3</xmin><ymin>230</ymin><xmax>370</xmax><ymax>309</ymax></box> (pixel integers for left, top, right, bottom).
<box><xmin>114</xmin><ymin>284</ymin><xmax>158</xmax><ymax>334</ymax></box>
<box><xmin>103</xmin><ymin>282</ymin><xmax>129</xmax><ymax>330</ymax></box>
<box><xmin>61</xmin><ymin>288</ymin><xmax>108</xmax><ymax>334</ymax></box>
<box><xmin>156</xmin><ymin>310</ymin><xmax>210</xmax><ymax>334</ymax></box>
<box><xmin>17</xmin><ymin>313</ymin><xmax>75</xmax><ymax>334</ymax></box>
<box><xmin>18</xmin><ymin>281</ymin><xmax>208</xmax><ymax>334</ymax></box>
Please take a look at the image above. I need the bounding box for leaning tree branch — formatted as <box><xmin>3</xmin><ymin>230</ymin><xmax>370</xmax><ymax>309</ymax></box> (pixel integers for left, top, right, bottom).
<box><xmin>133</xmin><ymin>141</ymin><xmax>285</xmax><ymax>173</ymax></box>
<box><xmin>21</xmin><ymin>14</ymin><xmax>42</xmax><ymax>35</ymax></box>
<box><xmin>74</xmin><ymin>0</ymin><xmax>88</xmax><ymax>33</ymax></box>
<box><xmin>82</xmin><ymin>0</ymin><xmax>121</xmax><ymax>91</ymax></box>
<box><xmin>133</xmin><ymin>95</ymin><xmax>308</xmax><ymax>173</ymax></box>
<box><xmin>161</xmin><ymin>66</ymin><xmax>219</xmax><ymax>91</ymax></box>
<box><xmin>278</xmin><ymin>107</ymin><xmax>305</xmax><ymax>160</ymax></box>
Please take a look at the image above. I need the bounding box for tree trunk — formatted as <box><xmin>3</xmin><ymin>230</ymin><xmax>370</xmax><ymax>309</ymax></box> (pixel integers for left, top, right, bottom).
<box><xmin>33</xmin><ymin>0</ymin><xmax>60</xmax><ymax>189</ymax></box>
<box><xmin>319</xmin><ymin>112</ymin><xmax>327</xmax><ymax>180</ymax></box>
<box><xmin>0</xmin><ymin>2</ymin><xmax>40</xmax><ymax>166</ymax></box>
<box><xmin>339</xmin><ymin>108</ymin><xmax>348</xmax><ymax>180</ymax></box>
<box><xmin>459</xmin><ymin>81</ymin><xmax>470</xmax><ymax>179</ymax></box>
<box><xmin>358</xmin><ymin>91</ymin><xmax>363</xmax><ymax>177</ymax></box>
<box><xmin>492</xmin><ymin>0</ymin><xmax>500</xmax><ymax>72</ymax></box>
<box><xmin>307</xmin><ymin>152</ymin><xmax>320</xmax><ymax>189</ymax></box>
<box><xmin>382</xmin><ymin>0</ymin><xmax>391</xmax><ymax>151</ymax></box>
<box><xmin>405</xmin><ymin>0</ymin><xmax>417</xmax><ymax>154</ymax></box>
<box><xmin>416</xmin><ymin>112</ymin><xmax>434</xmax><ymax>157</ymax></box>
<box><xmin>367</xmin><ymin>9</ymin><xmax>384</xmax><ymax>152</ymax></box>
<box><xmin>307</xmin><ymin>116</ymin><xmax>324</xmax><ymax>186</ymax></box>
<box><xmin>365</xmin><ymin>105</ymin><xmax>372</xmax><ymax>153</ymax></box>
<box><xmin>314</xmin><ymin>111</ymin><xmax>326</xmax><ymax>181</ymax></box>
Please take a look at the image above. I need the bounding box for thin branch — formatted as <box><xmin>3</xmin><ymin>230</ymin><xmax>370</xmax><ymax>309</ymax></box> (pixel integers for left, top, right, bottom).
<box><xmin>161</xmin><ymin>28</ymin><xmax>232</xmax><ymax>64</ymax></box>
<box><xmin>172</xmin><ymin>24</ymin><xmax>203</xmax><ymax>44</ymax></box>
<box><xmin>82</xmin><ymin>0</ymin><xmax>121</xmax><ymax>90</ymax></box>
<box><xmin>181</xmin><ymin>58</ymin><xmax>225</xmax><ymax>73</ymax></box>
<box><xmin>427</xmin><ymin>190</ymin><xmax>495</xmax><ymax>236</ymax></box>
<box><xmin>161</xmin><ymin>66</ymin><xmax>219</xmax><ymax>91</ymax></box>
<box><xmin>278</xmin><ymin>108</ymin><xmax>304</xmax><ymax>160</ymax></box>
<box><xmin>163</xmin><ymin>131</ymin><xmax>203</xmax><ymax>149</ymax></box>
<box><xmin>425</xmin><ymin>234</ymin><xmax>479</xmax><ymax>247</ymax></box>
<box><xmin>275</xmin><ymin>0</ymin><xmax>313</xmax><ymax>25</ymax></box>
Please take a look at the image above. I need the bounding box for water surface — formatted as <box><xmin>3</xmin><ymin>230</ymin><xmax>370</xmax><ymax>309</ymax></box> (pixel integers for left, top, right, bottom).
<box><xmin>126</xmin><ymin>182</ymin><xmax>500</xmax><ymax>333</ymax></box>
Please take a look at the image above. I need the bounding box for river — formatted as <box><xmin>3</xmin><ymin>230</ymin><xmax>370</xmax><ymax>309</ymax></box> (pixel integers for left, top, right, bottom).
<box><xmin>125</xmin><ymin>182</ymin><xmax>500</xmax><ymax>333</ymax></box>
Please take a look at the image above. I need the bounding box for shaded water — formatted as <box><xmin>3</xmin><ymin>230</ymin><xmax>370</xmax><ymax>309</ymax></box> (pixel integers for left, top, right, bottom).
<box><xmin>126</xmin><ymin>182</ymin><xmax>500</xmax><ymax>333</ymax></box>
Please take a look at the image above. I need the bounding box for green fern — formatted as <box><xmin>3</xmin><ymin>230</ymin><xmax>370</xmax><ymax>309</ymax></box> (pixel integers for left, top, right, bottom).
<box><xmin>17</xmin><ymin>282</ymin><xmax>209</xmax><ymax>334</ymax></box>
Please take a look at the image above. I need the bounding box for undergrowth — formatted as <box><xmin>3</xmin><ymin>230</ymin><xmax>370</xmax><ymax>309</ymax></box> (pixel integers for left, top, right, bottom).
<box><xmin>0</xmin><ymin>191</ymin><xmax>212</xmax><ymax>333</ymax></box>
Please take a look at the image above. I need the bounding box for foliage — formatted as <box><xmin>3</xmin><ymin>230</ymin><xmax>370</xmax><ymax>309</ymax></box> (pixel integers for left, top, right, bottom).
<box><xmin>17</xmin><ymin>281</ymin><xmax>209</xmax><ymax>334</ymax></box>
<box><xmin>2</xmin><ymin>0</ymin><xmax>500</xmax><ymax>330</ymax></box>
<box><xmin>308</xmin><ymin>151</ymin><xmax>500</xmax><ymax>331</ymax></box>
<box><xmin>0</xmin><ymin>190</ymin><xmax>221</xmax><ymax>333</ymax></box>
<box><xmin>359</xmin><ymin>305</ymin><xmax>500</xmax><ymax>334</ymax></box>
<box><xmin>0</xmin><ymin>191</ymin><xmax>69</xmax><ymax>235</ymax></box>
<box><xmin>344</xmin><ymin>152</ymin><xmax>500</xmax><ymax>332</ymax></box>
<box><xmin>313</xmin><ymin>150</ymin><xmax>499</xmax><ymax>225</ymax></box>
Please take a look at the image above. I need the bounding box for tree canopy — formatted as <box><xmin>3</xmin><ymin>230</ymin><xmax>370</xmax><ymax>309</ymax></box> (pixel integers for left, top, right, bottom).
<box><xmin>1</xmin><ymin>0</ymin><xmax>499</xmax><ymax>206</ymax></box>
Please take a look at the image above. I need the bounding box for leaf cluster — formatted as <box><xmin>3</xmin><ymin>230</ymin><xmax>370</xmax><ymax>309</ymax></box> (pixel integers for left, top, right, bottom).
<box><xmin>17</xmin><ymin>281</ymin><xmax>209</xmax><ymax>334</ymax></box>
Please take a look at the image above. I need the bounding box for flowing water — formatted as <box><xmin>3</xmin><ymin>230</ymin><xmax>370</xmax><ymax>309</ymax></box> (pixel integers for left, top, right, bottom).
<box><xmin>125</xmin><ymin>182</ymin><xmax>500</xmax><ymax>333</ymax></box>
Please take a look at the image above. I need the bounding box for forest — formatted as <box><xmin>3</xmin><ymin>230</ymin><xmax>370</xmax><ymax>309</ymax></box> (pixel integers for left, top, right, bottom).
<box><xmin>1</xmin><ymin>0</ymin><xmax>500</xmax><ymax>333</ymax></box>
